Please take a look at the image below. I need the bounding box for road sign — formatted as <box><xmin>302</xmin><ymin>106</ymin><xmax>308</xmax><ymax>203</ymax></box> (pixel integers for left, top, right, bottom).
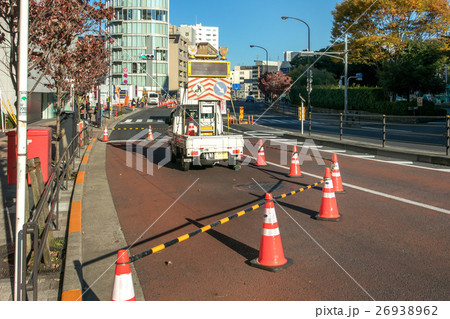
<box><xmin>123</xmin><ymin>79</ymin><xmax>128</xmax><ymax>84</ymax></box>
<box><xmin>187</xmin><ymin>78</ymin><xmax>231</xmax><ymax>101</ymax></box>
<box><xmin>232</xmin><ymin>83</ymin><xmax>241</xmax><ymax>91</ymax></box>
<box><xmin>298</xmin><ymin>107</ymin><xmax>306</xmax><ymax>121</ymax></box>
<box><xmin>213</xmin><ymin>82</ymin><xmax>228</xmax><ymax>97</ymax></box>
<box><xmin>123</xmin><ymin>68</ymin><xmax>128</xmax><ymax>73</ymax></box>
<box><xmin>417</xmin><ymin>97</ymin><xmax>423</xmax><ymax>107</ymax></box>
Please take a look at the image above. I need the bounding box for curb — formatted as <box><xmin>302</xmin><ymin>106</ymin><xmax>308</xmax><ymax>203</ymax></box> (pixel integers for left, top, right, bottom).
<box><xmin>61</xmin><ymin>139</ymin><xmax>96</xmax><ymax>301</ymax></box>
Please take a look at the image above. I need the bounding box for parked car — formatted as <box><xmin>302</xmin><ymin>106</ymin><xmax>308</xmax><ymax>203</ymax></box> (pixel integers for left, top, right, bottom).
<box><xmin>246</xmin><ymin>96</ymin><xmax>255</xmax><ymax>102</ymax></box>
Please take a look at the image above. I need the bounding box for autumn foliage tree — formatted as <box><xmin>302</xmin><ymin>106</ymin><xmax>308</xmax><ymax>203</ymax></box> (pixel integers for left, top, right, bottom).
<box><xmin>258</xmin><ymin>71</ymin><xmax>293</xmax><ymax>101</ymax></box>
<box><xmin>28</xmin><ymin>0</ymin><xmax>113</xmax><ymax>161</ymax></box>
<box><xmin>331</xmin><ymin>0</ymin><xmax>450</xmax><ymax>65</ymax></box>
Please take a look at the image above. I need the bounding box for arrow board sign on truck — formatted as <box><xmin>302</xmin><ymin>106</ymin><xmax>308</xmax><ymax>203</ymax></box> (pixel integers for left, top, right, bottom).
<box><xmin>188</xmin><ymin>78</ymin><xmax>231</xmax><ymax>101</ymax></box>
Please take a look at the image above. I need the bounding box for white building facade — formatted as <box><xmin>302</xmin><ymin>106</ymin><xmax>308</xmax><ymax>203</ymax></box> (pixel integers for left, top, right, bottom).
<box><xmin>181</xmin><ymin>23</ymin><xmax>219</xmax><ymax>50</ymax></box>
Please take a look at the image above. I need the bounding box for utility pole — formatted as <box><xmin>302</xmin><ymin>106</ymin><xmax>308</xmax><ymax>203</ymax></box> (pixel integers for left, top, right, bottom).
<box><xmin>15</xmin><ymin>0</ymin><xmax>29</xmax><ymax>301</ymax></box>
<box><xmin>344</xmin><ymin>33</ymin><xmax>348</xmax><ymax>115</ymax></box>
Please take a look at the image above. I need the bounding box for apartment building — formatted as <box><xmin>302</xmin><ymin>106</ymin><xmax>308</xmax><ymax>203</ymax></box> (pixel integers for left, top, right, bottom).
<box><xmin>180</xmin><ymin>23</ymin><xmax>219</xmax><ymax>50</ymax></box>
<box><xmin>168</xmin><ymin>25</ymin><xmax>192</xmax><ymax>96</ymax></box>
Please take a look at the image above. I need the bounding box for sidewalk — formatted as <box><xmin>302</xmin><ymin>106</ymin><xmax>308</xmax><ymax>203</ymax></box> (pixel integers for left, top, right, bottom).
<box><xmin>0</xmin><ymin>106</ymin><xmax>143</xmax><ymax>301</ymax></box>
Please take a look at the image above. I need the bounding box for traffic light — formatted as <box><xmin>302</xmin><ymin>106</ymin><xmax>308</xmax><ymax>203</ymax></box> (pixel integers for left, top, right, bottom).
<box><xmin>141</xmin><ymin>54</ymin><xmax>154</xmax><ymax>60</ymax></box>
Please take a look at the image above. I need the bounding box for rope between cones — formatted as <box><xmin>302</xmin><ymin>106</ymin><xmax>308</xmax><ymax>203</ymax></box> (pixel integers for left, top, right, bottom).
<box><xmin>117</xmin><ymin>179</ymin><xmax>325</xmax><ymax>265</ymax></box>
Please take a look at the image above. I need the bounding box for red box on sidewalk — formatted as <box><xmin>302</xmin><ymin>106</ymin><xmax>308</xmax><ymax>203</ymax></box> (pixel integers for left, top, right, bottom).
<box><xmin>7</xmin><ymin>127</ymin><xmax>53</xmax><ymax>185</ymax></box>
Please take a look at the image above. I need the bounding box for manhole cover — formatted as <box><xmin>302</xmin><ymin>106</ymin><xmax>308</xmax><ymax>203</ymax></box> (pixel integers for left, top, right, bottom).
<box><xmin>234</xmin><ymin>182</ymin><xmax>288</xmax><ymax>193</ymax></box>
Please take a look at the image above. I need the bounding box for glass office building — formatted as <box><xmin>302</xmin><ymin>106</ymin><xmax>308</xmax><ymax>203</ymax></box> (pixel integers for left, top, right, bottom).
<box><xmin>106</xmin><ymin>0</ymin><xmax>169</xmax><ymax>92</ymax></box>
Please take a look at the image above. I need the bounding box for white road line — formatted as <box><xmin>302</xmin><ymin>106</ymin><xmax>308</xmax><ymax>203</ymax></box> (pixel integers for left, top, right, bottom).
<box><xmin>350</xmin><ymin>155</ymin><xmax>376</xmax><ymax>158</ymax></box>
<box><xmin>245</xmin><ymin>156</ymin><xmax>450</xmax><ymax>215</ymax></box>
<box><xmin>136</xmin><ymin>119</ymin><xmax>143</xmax><ymax>123</ymax></box>
<box><xmin>334</xmin><ymin>152</ymin><xmax>450</xmax><ymax>172</ymax></box>
<box><xmin>322</xmin><ymin>149</ymin><xmax>346</xmax><ymax>153</ymax></box>
<box><xmin>146</xmin><ymin>119</ymin><xmax>153</xmax><ymax>122</ymax></box>
<box><xmin>124</xmin><ymin>119</ymin><xmax>132</xmax><ymax>123</ymax></box>
<box><xmin>385</xmin><ymin>161</ymin><xmax>414</xmax><ymax>165</ymax></box>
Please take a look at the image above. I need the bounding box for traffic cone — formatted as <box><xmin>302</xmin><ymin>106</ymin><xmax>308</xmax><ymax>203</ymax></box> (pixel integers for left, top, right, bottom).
<box><xmin>288</xmin><ymin>145</ymin><xmax>302</xmax><ymax>177</ymax></box>
<box><xmin>331</xmin><ymin>153</ymin><xmax>345</xmax><ymax>193</ymax></box>
<box><xmin>102</xmin><ymin>126</ymin><xmax>109</xmax><ymax>142</ymax></box>
<box><xmin>250</xmin><ymin>193</ymin><xmax>293</xmax><ymax>272</ymax></box>
<box><xmin>147</xmin><ymin>125</ymin><xmax>154</xmax><ymax>141</ymax></box>
<box><xmin>111</xmin><ymin>250</ymin><xmax>136</xmax><ymax>301</ymax></box>
<box><xmin>315</xmin><ymin>167</ymin><xmax>341</xmax><ymax>221</ymax></box>
<box><xmin>187</xmin><ymin>116</ymin><xmax>196</xmax><ymax>136</ymax></box>
<box><xmin>256</xmin><ymin>139</ymin><xmax>266</xmax><ymax>166</ymax></box>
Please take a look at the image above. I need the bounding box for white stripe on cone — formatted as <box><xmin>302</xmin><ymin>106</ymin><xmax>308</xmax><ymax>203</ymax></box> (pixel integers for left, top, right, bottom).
<box><xmin>111</xmin><ymin>273</ymin><xmax>135</xmax><ymax>301</ymax></box>
<box><xmin>262</xmin><ymin>228</ymin><xmax>280</xmax><ymax>236</ymax></box>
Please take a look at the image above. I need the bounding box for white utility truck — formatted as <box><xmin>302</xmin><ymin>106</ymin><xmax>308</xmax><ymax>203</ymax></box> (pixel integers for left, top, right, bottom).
<box><xmin>167</xmin><ymin>46</ymin><xmax>244</xmax><ymax>171</ymax></box>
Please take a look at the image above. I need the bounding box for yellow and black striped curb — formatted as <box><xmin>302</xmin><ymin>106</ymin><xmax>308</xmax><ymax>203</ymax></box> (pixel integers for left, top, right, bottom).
<box><xmin>61</xmin><ymin>138</ymin><xmax>97</xmax><ymax>301</ymax></box>
<box><xmin>111</xmin><ymin>127</ymin><xmax>166</xmax><ymax>131</ymax></box>
<box><xmin>119</xmin><ymin>180</ymin><xmax>324</xmax><ymax>265</ymax></box>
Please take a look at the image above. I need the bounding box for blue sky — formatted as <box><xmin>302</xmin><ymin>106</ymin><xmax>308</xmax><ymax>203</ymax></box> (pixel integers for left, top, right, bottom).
<box><xmin>170</xmin><ymin>0</ymin><xmax>342</xmax><ymax>68</ymax></box>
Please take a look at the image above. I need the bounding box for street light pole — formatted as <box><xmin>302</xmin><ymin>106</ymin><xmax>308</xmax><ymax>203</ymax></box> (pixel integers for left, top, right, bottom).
<box><xmin>281</xmin><ymin>16</ymin><xmax>311</xmax><ymax>112</ymax></box>
<box><xmin>250</xmin><ymin>45</ymin><xmax>269</xmax><ymax>100</ymax></box>
<box><xmin>249</xmin><ymin>45</ymin><xmax>268</xmax><ymax>74</ymax></box>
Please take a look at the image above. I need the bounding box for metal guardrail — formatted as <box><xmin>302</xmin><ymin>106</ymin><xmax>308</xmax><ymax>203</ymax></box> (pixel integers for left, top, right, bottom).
<box><xmin>273</xmin><ymin>104</ymin><xmax>450</xmax><ymax>155</ymax></box>
<box><xmin>19</xmin><ymin>125</ymin><xmax>93</xmax><ymax>301</ymax></box>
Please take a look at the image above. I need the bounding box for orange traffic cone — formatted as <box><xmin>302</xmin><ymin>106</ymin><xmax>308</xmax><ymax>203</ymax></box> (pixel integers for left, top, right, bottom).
<box><xmin>102</xmin><ymin>126</ymin><xmax>109</xmax><ymax>142</ymax></box>
<box><xmin>256</xmin><ymin>140</ymin><xmax>266</xmax><ymax>166</ymax></box>
<box><xmin>250</xmin><ymin>193</ymin><xmax>293</xmax><ymax>272</ymax></box>
<box><xmin>315</xmin><ymin>167</ymin><xmax>341</xmax><ymax>221</ymax></box>
<box><xmin>331</xmin><ymin>153</ymin><xmax>345</xmax><ymax>193</ymax></box>
<box><xmin>288</xmin><ymin>145</ymin><xmax>302</xmax><ymax>177</ymax></box>
<box><xmin>111</xmin><ymin>250</ymin><xmax>136</xmax><ymax>301</ymax></box>
<box><xmin>187</xmin><ymin>116</ymin><xmax>196</xmax><ymax>136</ymax></box>
<box><xmin>148</xmin><ymin>125</ymin><xmax>154</xmax><ymax>141</ymax></box>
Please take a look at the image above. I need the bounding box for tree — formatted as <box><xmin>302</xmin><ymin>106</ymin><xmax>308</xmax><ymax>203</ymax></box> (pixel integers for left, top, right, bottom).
<box><xmin>331</xmin><ymin>0</ymin><xmax>450</xmax><ymax>65</ymax></box>
<box><xmin>29</xmin><ymin>0</ymin><xmax>113</xmax><ymax>161</ymax></box>
<box><xmin>379</xmin><ymin>39</ymin><xmax>446</xmax><ymax>99</ymax></box>
<box><xmin>258</xmin><ymin>71</ymin><xmax>293</xmax><ymax>99</ymax></box>
<box><xmin>1</xmin><ymin>1</ymin><xmax>112</xmax><ymax>120</ymax></box>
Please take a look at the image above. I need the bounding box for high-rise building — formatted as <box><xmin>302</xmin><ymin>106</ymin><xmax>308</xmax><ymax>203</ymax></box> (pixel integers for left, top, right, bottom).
<box><xmin>106</xmin><ymin>0</ymin><xmax>170</xmax><ymax>93</ymax></box>
<box><xmin>181</xmin><ymin>23</ymin><xmax>219</xmax><ymax>50</ymax></box>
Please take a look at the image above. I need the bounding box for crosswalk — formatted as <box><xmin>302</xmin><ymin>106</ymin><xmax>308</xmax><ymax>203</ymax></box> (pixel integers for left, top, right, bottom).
<box><xmin>121</xmin><ymin>118</ymin><xmax>165</xmax><ymax>124</ymax></box>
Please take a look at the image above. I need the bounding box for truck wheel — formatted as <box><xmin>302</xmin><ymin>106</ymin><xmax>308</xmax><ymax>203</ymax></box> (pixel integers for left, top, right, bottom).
<box><xmin>181</xmin><ymin>155</ymin><xmax>190</xmax><ymax>171</ymax></box>
<box><xmin>170</xmin><ymin>147</ymin><xmax>177</xmax><ymax>163</ymax></box>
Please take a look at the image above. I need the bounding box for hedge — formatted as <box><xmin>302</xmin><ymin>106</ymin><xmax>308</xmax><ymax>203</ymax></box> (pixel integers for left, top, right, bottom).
<box><xmin>289</xmin><ymin>86</ymin><xmax>446</xmax><ymax>116</ymax></box>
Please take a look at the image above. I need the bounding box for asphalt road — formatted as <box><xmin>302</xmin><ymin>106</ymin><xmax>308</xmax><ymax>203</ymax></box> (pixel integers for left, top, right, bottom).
<box><xmin>104</xmin><ymin>105</ymin><xmax>449</xmax><ymax>301</ymax></box>
<box><xmin>237</xmin><ymin>101</ymin><xmax>448</xmax><ymax>150</ymax></box>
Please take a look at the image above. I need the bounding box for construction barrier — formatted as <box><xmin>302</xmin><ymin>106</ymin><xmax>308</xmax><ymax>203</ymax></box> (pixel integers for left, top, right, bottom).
<box><xmin>116</xmin><ymin>179</ymin><xmax>324</xmax><ymax>266</ymax></box>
